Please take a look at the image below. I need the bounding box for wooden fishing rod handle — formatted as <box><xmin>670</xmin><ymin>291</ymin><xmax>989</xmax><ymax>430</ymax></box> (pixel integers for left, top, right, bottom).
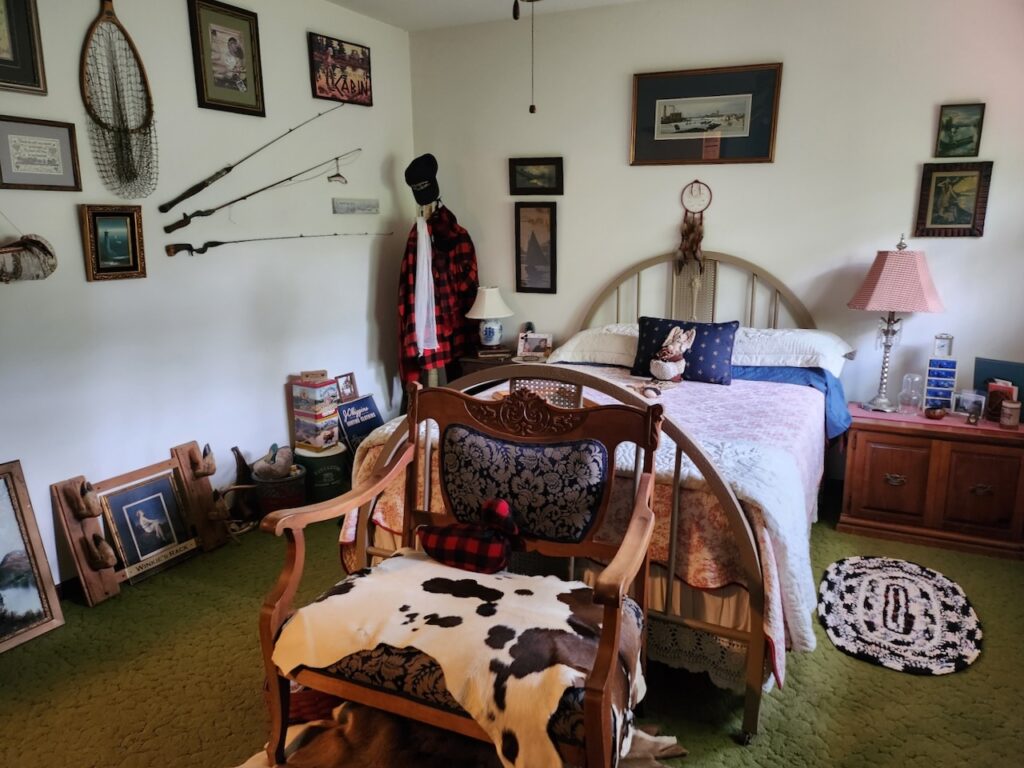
<box><xmin>163</xmin><ymin>214</ymin><xmax>194</xmax><ymax>234</ymax></box>
<box><xmin>165</xmin><ymin>244</ymin><xmax>193</xmax><ymax>257</ymax></box>
<box><xmin>158</xmin><ymin>167</ymin><xmax>230</xmax><ymax>213</ymax></box>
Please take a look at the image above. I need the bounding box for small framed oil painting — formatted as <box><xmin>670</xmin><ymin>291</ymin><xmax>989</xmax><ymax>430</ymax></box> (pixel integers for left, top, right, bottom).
<box><xmin>914</xmin><ymin>162</ymin><xmax>992</xmax><ymax>238</ymax></box>
<box><xmin>79</xmin><ymin>205</ymin><xmax>146</xmax><ymax>281</ymax></box>
<box><xmin>509</xmin><ymin>157</ymin><xmax>563</xmax><ymax>195</ymax></box>
<box><xmin>934</xmin><ymin>103</ymin><xmax>985</xmax><ymax>158</ymax></box>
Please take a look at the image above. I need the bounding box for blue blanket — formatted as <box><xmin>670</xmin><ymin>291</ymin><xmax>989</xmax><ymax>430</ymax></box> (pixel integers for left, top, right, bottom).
<box><xmin>732</xmin><ymin>366</ymin><xmax>852</xmax><ymax>440</ymax></box>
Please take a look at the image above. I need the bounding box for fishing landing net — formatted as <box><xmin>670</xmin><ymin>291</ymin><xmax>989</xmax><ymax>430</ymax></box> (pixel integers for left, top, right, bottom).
<box><xmin>81</xmin><ymin>8</ymin><xmax>158</xmax><ymax>199</ymax></box>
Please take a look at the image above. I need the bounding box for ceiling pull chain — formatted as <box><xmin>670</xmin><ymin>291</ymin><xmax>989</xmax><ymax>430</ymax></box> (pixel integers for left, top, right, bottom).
<box><xmin>529</xmin><ymin>2</ymin><xmax>536</xmax><ymax>113</ymax></box>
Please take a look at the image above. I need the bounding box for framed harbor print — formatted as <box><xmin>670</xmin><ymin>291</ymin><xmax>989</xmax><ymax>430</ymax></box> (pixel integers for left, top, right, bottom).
<box><xmin>0</xmin><ymin>115</ymin><xmax>81</xmax><ymax>190</ymax></box>
<box><xmin>0</xmin><ymin>460</ymin><xmax>63</xmax><ymax>654</ymax></box>
<box><xmin>187</xmin><ymin>0</ymin><xmax>265</xmax><ymax>116</ymax></box>
<box><xmin>914</xmin><ymin>162</ymin><xmax>992</xmax><ymax>238</ymax></box>
<box><xmin>0</xmin><ymin>0</ymin><xmax>47</xmax><ymax>94</ymax></box>
<box><xmin>79</xmin><ymin>204</ymin><xmax>146</xmax><ymax>281</ymax></box>
<box><xmin>515</xmin><ymin>202</ymin><xmax>556</xmax><ymax>294</ymax></box>
<box><xmin>934</xmin><ymin>103</ymin><xmax>985</xmax><ymax>158</ymax></box>
<box><xmin>307</xmin><ymin>32</ymin><xmax>372</xmax><ymax>106</ymax></box>
<box><xmin>631</xmin><ymin>63</ymin><xmax>782</xmax><ymax>165</ymax></box>
<box><xmin>509</xmin><ymin>157</ymin><xmax>563</xmax><ymax>195</ymax></box>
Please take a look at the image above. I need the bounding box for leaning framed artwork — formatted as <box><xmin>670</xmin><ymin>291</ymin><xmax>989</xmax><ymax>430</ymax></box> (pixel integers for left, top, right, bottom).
<box><xmin>0</xmin><ymin>0</ymin><xmax>47</xmax><ymax>95</ymax></box>
<box><xmin>0</xmin><ymin>460</ymin><xmax>64</xmax><ymax>654</ymax></box>
<box><xmin>0</xmin><ymin>115</ymin><xmax>81</xmax><ymax>191</ymax></box>
<box><xmin>631</xmin><ymin>63</ymin><xmax>782</xmax><ymax>165</ymax></box>
<box><xmin>509</xmin><ymin>157</ymin><xmax>563</xmax><ymax>195</ymax></box>
<box><xmin>515</xmin><ymin>202</ymin><xmax>556</xmax><ymax>294</ymax></box>
<box><xmin>307</xmin><ymin>32</ymin><xmax>372</xmax><ymax>106</ymax></box>
<box><xmin>934</xmin><ymin>103</ymin><xmax>985</xmax><ymax>158</ymax></box>
<box><xmin>187</xmin><ymin>0</ymin><xmax>265</xmax><ymax>116</ymax></box>
<box><xmin>914</xmin><ymin>161</ymin><xmax>992</xmax><ymax>238</ymax></box>
<box><xmin>79</xmin><ymin>204</ymin><xmax>146</xmax><ymax>281</ymax></box>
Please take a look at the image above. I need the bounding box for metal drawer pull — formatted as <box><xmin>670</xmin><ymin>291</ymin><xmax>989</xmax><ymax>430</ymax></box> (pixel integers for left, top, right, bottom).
<box><xmin>884</xmin><ymin>473</ymin><xmax>907</xmax><ymax>486</ymax></box>
<box><xmin>970</xmin><ymin>483</ymin><xmax>994</xmax><ymax>496</ymax></box>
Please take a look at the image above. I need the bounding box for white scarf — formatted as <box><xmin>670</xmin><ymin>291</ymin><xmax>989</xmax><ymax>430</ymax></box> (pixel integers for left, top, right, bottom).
<box><xmin>414</xmin><ymin>216</ymin><xmax>438</xmax><ymax>353</ymax></box>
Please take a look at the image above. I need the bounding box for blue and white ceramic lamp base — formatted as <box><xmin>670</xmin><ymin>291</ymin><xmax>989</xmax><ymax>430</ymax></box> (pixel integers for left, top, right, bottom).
<box><xmin>478</xmin><ymin>319</ymin><xmax>504</xmax><ymax>348</ymax></box>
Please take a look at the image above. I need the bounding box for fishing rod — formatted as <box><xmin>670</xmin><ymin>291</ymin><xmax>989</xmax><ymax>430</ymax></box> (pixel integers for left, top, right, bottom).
<box><xmin>158</xmin><ymin>103</ymin><xmax>346</xmax><ymax>213</ymax></box>
<box><xmin>165</xmin><ymin>231</ymin><xmax>393</xmax><ymax>257</ymax></box>
<box><xmin>163</xmin><ymin>148</ymin><xmax>362</xmax><ymax>234</ymax></box>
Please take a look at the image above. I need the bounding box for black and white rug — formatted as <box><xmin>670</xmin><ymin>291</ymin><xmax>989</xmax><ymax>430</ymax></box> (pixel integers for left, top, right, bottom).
<box><xmin>817</xmin><ymin>556</ymin><xmax>982</xmax><ymax>675</ymax></box>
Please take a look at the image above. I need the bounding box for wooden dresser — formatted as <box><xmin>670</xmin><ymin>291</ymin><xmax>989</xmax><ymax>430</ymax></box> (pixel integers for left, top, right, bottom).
<box><xmin>840</xmin><ymin>404</ymin><xmax>1024</xmax><ymax>558</ymax></box>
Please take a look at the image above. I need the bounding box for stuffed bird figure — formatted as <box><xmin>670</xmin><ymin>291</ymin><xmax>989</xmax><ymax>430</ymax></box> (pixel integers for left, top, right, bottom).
<box><xmin>649</xmin><ymin>326</ymin><xmax>696</xmax><ymax>382</ymax></box>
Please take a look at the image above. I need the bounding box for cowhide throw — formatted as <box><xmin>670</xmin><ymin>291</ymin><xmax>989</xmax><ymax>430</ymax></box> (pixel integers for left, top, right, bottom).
<box><xmin>272</xmin><ymin>550</ymin><xmax>645</xmax><ymax>768</ymax></box>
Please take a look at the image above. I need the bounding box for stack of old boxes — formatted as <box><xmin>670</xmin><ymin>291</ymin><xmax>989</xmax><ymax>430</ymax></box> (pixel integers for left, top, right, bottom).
<box><xmin>292</xmin><ymin>372</ymin><xmax>341</xmax><ymax>452</ymax></box>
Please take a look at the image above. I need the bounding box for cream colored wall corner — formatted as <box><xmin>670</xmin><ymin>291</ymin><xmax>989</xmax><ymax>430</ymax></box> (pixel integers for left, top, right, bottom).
<box><xmin>0</xmin><ymin>0</ymin><xmax>416</xmax><ymax>582</ymax></box>
<box><xmin>409</xmin><ymin>0</ymin><xmax>1024</xmax><ymax>403</ymax></box>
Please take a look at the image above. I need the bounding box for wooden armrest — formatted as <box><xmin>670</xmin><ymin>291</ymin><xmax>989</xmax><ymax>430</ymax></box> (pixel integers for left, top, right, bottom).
<box><xmin>593</xmin><ymin>472</ymin><xmax>655</xmax><ymax>605</ymax></box>
<box><xmin>260</xmin><ymin>442</ymin><xmax>413</xmax><ymax>536</ymax></box>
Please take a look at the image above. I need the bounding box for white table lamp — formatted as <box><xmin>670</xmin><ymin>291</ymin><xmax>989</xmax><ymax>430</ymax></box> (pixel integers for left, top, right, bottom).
<box><xmin>466</xmin><ymin>287</ymin><xmax>513</xmax><ymax>349</ymax></box>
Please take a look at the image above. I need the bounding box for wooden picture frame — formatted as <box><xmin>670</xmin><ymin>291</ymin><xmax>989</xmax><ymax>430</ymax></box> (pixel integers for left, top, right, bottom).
<box><xmin>335</xmin><ymin>372</ymin><xmax>359</xmax><ymax>403</ymax></box>
<box><xmin>914</xmin><ymin>161</ymin><xmax>992</xmax><ymax>238</ymax></box>
<box><xmin>631</xmin><ymin>63</ymin><xmax>782</xmax><ymax>165</ymax></box>
<box><xmin>79</xmin><ymin>204</ymin><xmax>146</xmax><ymax>281</ymax></box>
<box><xmin>509</xmin><ymin>157</ymin><xmax>563</xmax><ymax>195</ymax></box>
<box><xmin>515</xmin><ymin>201</ymin><xmax>556</xmax><ymax>294</ymax></box>
<box><xmin>1</xmin><ymin>460</ymin><xmax>63</xmax><ymax>653</ymax></box>
<box><xmin>0</xmin><ymin>115</ymin><xmax>80</xmax><ymax>190</ymax></box>
<box><xmin>934</xmin><ymin>103</ymin><xmax>985</xmax><ymax>158</ymax></box>
<box><xmin>307</xmin><ymin>32</ymin><xmax>372</xmax><ymax>106</ymax></box>
<box><xmin>187</xmin><ymin>0</ymin><xmax>265</xmax><ymax>116</ymax></box>
<box><xmin>516</xmin><ymin>332</ymin><xmax>553</xmax><ymax>358</ymax></box>
<box><xmin>97</xmin><ymin>466</ymin><xmax>198</xmax><ymax>584</ymax></box>
<box><xmin>0</xmin><ymin>0</ymin><xmax>46</xmax><ymax>95</ymax></box>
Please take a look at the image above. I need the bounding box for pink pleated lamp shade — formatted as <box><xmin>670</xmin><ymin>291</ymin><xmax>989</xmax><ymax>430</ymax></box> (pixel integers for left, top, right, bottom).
<box><xmin>847</xmin><ymin>245</ymin><xmax>944</xmax><ymax>313</ymax></box>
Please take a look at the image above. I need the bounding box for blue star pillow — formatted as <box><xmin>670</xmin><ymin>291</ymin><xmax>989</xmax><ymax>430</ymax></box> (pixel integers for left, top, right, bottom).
<box><xmin>631</xmin><ymin>317</ymin><xmax>740</xmax><ymax>384</ymax></box>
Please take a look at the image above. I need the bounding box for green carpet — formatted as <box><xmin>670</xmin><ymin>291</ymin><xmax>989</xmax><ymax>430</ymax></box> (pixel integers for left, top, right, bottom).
<box><xmin>1</xmin><ymin>514</ymin><xmax>1021</xmax><ymax>768</ymax></box>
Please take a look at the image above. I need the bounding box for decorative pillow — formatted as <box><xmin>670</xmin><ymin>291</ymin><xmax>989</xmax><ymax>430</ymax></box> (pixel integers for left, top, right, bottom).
<box><xmin>649</xmin><ymin>326</ymin><xmax>697</xmax><ymax>382</ymax></box>
<box><xmin>417</xmin><ymin>498</ymin><xmax>518</xmax><ymax>574</ymax></box>
<box><xmin>547</xmin><ymin>323</ymin><xmax>639</xmax><ymax>368</ymax></box>
<box><xmin>631</xmin><ymin>317</ymin><xmax>740</xmax><ymax>385</ymax></box>
<box><xmin>731</xmin><ymin>327</ymin><xmax>854</xmax><ymax>378</ymax></box>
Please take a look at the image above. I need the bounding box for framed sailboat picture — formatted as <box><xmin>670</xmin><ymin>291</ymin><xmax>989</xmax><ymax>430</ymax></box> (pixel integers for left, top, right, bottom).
<box><xmin>515</xmin><ymin>202</ymin><xmax>556</xmax><ymax>294</ymax></box>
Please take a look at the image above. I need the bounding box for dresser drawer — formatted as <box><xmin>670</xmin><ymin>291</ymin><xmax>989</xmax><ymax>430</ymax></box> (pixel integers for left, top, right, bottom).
<box><xmin>942</xmin><ymin>444</ymin><xmax>1024</xmax><ymax>536</ymax></box>
<box><xmin>849</xmin><ymin>431</ymin><xmax>932</xmax><ymax>525</ymax></box>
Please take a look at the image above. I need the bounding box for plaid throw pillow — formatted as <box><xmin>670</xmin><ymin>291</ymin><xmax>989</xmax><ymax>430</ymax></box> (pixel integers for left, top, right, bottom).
<box><xmin>417</xmin><ymin>499</ymin><xmax>519</xmax><ymax>574</ymax></box>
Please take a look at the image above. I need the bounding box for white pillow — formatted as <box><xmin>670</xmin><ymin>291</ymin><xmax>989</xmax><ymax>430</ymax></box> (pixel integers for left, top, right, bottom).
<box><xmin>730</xmin><ymin>327</ymin><xmax>854</xmax><ymax>377</ymax></box>
<box><xmin>547</xmin><ymin>323</ymin><xmax>639</xmax><ymax>367</ymax></box>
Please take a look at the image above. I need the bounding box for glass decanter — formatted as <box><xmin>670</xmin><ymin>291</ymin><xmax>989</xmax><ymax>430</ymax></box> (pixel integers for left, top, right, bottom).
<box><xmin>898</xmin><ymin>373</ymin><xmax>924</xmax><ymax>415</ymax></box>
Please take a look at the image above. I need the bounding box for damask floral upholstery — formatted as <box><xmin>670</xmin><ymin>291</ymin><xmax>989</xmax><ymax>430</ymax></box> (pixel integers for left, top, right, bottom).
<box><xmin>440</xmin><ymin>425</ymin><xmax>609</xmax><ymax>543</ymax></box>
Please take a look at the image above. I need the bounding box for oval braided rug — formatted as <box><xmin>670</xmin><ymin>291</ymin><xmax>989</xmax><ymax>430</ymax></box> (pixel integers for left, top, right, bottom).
<box><xmin>817</xmin><ymin>556</ymin><xmax>982</xmax><ymax>675</ymax></box>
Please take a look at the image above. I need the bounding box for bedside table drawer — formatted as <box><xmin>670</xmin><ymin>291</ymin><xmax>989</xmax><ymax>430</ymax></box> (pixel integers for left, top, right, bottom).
<box><xmin>942</xmin><ymin>445</ymin><xmax>1023</xmax><ymax>535</ymax></box>
<box><xmin>850</xmin><ymin>431</ymin><xmax>931</xmax><ymax>524</ymax></box>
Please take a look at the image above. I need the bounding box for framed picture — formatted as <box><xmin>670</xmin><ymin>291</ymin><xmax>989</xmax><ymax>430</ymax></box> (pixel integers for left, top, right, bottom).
<box><xmin>0</xmin><ymin>460</ymin><xmax>63</xmax><ymax>654</ymax></box>
<box><xmin>631</xmin><ymin>63</ymin><xmax>782</xmax><ymax>165</ymax></box>
<box><xmin>339</xmin><ymin>394</ymin><xmax>384</xmax><ymax>453</ymax></box>
<box><xmin>0</xmin><ymin>115</ymin><xmax>80</xmax><ymax>191</ymax></box>
<box><xmin>335</xmin><ymin>371</ymin><xmax>359</xmax><ymax>403</ymax></box>
<box><xmin>954</xmin><ymin>390</ymin><xmax>986</xmax><ymax>420</ymax></box>
<box><xmin>307</xmin><ymin>32</ymin><xmax>372</xmax><ymax>106</ymax></box>
<box><xmin>99</xmin><ymin>468</ymin><xmax>198</xmax><ymax>584</ymax></box>
<box><xmin>914</xmin><ymin>161</ymin><xmax>993</xmax><ymax>238</ymax></box>
<box><xmin>187</xmin><ymin>0</ymin><xmax>265</xmax><ymax>116</ymax></box>
<box><xmin>509</xmin><ymin>157</ymin><xmax>563</xmax><ymax>195</ymax></box>
<box><xmin>515</xmin><ymin>201</ymin><xmax>556</xmax><ymax>294</ymax></box>
<box><xmin>79</xmin><ymin>205</ymin><xmax>146</xmax><ymax>281</ymax></box>
<box><xmin>517</xmin><ymin>332</ymin><xmax>553</xmax><ymax>358</ymax></box>
<box><xmin>934</xmin><ymin>103</ymin><xmax>985</xmax><ymax>158</ymax></box>
<box><xmin>0</xmin><ymin>0</ymin><xmax>46</xmax><ymax>94</ymax></box>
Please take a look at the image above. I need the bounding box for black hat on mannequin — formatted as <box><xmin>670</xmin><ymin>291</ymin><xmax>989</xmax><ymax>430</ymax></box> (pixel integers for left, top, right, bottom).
<box><xmin>404</xmin><ymin>153</ymin><xmax>440</xmax><ymax>205</ymax></box>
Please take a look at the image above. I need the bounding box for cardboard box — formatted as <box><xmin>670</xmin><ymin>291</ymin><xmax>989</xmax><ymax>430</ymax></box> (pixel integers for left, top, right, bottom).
<box><xmin>294</xmin><ymin>409</ymin><xmax>341</xmax><ymax>451</ymax></box>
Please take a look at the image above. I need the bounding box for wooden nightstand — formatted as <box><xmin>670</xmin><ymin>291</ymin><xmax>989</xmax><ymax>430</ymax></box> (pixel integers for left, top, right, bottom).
<box><xmin>457</xmin><ymin>355</ymin><xmax>518</xmax><ymax>375</ymax></box>
<box><xmin>839</xmin><ymin>404</ymin><xmax>1024</xmax><ymax>558</ymax></box>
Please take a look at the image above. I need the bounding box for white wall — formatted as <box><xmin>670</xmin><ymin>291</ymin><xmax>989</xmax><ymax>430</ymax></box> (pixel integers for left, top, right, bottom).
<box><xmin>0</xmin><ymin>0</ymin><xmax>414</xmax><ymax>581</ymax></box>
<box><xmin>410</xmin><ymin>0</ymin><xmax>1024</xmax><ymax>399</ymax></box>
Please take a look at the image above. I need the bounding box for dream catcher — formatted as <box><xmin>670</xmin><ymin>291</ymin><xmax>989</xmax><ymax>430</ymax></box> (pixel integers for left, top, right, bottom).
<box><xmin>677</xmin><ymin>179</ymin><xmax>712</xmax><ymax>271</ymax></box>
<box><xmin>80</xmin><ymin>1</ymin><xmax>158</xmax><ymax>199</ymax></box>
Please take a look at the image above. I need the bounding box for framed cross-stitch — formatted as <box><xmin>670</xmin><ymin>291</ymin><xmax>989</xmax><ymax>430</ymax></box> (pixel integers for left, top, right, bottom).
<box><xmin>515</xmin><ymin>202</ymin><xmax>556</xmax><ymax>294</ymax></box>
<box><xmin>0</xmin><ymin>115</ymin><xmax>80</xmax><ymax>191</ymax></box>
<box><xmin>187</xmin><ymin>0</ymin><xmax>265</xmax><ymax>116</ymax></box>
<box><xmin>914</xmin><ymin>161</ymin><xmax>992</xmax><ymax>238</ymax></box>
<box><xmin>0</xmin><ymin>0</ymin><xmax>47</xmax><ymax>95</ymax></box>
<box><xmin>307</xmin><ymin>32</ymin><xmax>372</xmax><ymax>106</ymax></box>
<box><xmin>0</xmin><ymin>460</ymin><xmax>63</xmax><ymax>654</ymax></box>
<box><xmin>79</xmin><ymin>204</ymin><xmax>146</xmax><ymax>281</ymax></box>
<box><xmin>631</xmin><ymin>63</ymin><xmax>782</xmax><ymax>165</ymax></box>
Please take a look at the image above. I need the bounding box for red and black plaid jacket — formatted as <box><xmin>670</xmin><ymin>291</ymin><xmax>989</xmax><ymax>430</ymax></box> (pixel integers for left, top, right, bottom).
<box><xmin>398</xmin><ymin>205</ymin><xmax>479</xmax><ymax>384</ymax></box>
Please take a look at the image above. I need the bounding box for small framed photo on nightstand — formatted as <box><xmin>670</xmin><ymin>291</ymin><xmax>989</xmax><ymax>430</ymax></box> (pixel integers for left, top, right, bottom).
<box><xmin>954</xmin><ymin>390</ymin><xmax>986</xmax><ymax>421</ymax></box>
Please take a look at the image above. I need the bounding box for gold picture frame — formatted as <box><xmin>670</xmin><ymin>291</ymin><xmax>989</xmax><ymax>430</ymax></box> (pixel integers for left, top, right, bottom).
<box><xmin>79</xmin><ymin>204</ymin><xmax>146</xmax><ymax>281</ymax></box>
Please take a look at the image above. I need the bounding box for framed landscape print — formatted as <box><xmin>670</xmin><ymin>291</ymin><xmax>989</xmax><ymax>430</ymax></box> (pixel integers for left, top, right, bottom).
<box><xmin>631</xmin><ymin>63</ymin><xmax>782</xmax><ymax>165</ymax></box>
<box><xmin>509</xmin><ymin>157</ymin><xmax>563</xmax><ymax>195</ymax></box>
<box><xmin>99</xmin><ymin>468</ymin><xmax>197</xmax><ymax>584</ymax></box>
<box><xmin>307</xmin><ymin>33</ymin><xmax>372</xmax><ymax>106</ymax></box>
<box><xmin>914</xmin><ymin>161</ymin><xmax>992</xmax><ymax>238</ymax></box>
<box><xmin>515</xmin><ymin>202</ymin><xmax>556</xmax><ymax>294</ymax></box>
<box><xmin>0</xmin><ymin>115</ymin><xmax>80</xmax><ymax>190</ymax></box>
<box><xmin>934</xmin><ymin>103</ymin><xmax>985</xmax><ymax>158</ymax></box>
<box><xmin>187</xmin><ymin>0</ymin><xmax>265</xmax><ymax>116</ymax></box>
<box><xmin>1</xmin><ymin>460</ymin><xmax>63</xmax><ymax>654</ymax></box>
<box><xmin>79</xmin><ymin>205</ymin><xmax>146</xmax><ymax>281</ymax></box>
<box><xmin>0</xmin><ymin>0</ymin><xmax>46</xmax><ymax>94</ymax></box>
